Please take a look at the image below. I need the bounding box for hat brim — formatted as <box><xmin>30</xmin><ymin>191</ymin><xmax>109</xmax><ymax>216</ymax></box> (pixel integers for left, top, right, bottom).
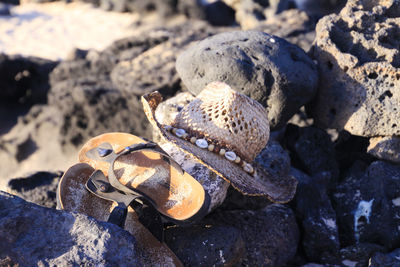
<box><xmin>142</xmin><ymin>92</ymin><xmax>298</xmax><ymax>203</ymax></box>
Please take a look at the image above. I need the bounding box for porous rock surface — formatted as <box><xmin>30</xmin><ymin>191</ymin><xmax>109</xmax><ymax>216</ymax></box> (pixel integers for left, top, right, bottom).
<box><xmin>0</xmin><ymin>191</ymin><xmax>144</xmax><ymax>266</ymax></box>
<box><xmin>255</xmin><ymin>9</ymin><xmax>316</xmax><ymax>52</ymax></box>
<box><xmin>291</xmin><ymin>168</ymin><xmax>340</xmax><ymax>263</ymax></box>
<box><xmin>165</xmin><ymin>224</ymin><xmax>245</xmax><ymax>266</ymax></box>
<box><xmin>223</xmin><ymin>0</ymin><xmax>296</xmax><ymax>29</ymax></box>
<box><xmin>176</xmin><ymin>30</ymin><xmax>318</xmax><ymax>129</ymax></box>
<box><xmin>333</xmin><ymin>161</ymin><xmax>400</xmax><ymax>249</ymax></box>
<box><xmin>0</xmin><ymin>54</ymin><xmax>57</xmax><ymax>105</ymax></box>
<box><xmin>311</xmin><ymin>0</ymin><xmax>400</xmax><ymax>137</ymax></box>
<box><xmin>205</xmin><ymin>204</ymin><xmax>299</xmax><ymax>266</ymax></box>
<box><xmin>6</xmin><ymin>171</ymin><xmax>62</xmax><ymax>208</ymax></box>
<box><xmin>367</xmin><ymin>136</ymin><xmax>400</xmax><ymax>164</ymax></box>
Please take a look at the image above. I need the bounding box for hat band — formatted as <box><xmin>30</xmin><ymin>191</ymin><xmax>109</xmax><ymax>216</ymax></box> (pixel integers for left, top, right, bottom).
<box><xmin>163</xmin><ymin>125</ymin><xmax>255</xmax><ymax>175</ymax></box>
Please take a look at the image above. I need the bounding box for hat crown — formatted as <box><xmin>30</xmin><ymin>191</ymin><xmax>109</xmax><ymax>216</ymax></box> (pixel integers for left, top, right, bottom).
<box><xmin>173</xmin><ymin>82</ymin><xmax>269</xmax><ymax>162</ymax></box>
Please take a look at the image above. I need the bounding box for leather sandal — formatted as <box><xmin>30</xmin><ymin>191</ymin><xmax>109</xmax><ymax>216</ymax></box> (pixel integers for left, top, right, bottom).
<box><xmin>78</xmin><ymin>132</ymin><xmax>210</xmax><ymax>224</ymax></box>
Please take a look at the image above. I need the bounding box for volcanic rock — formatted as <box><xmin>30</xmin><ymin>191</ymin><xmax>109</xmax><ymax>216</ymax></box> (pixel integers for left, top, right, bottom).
<box><xmin>165</xmin><ymin>224</ymin><xmax>245</xmax><ymax>266</ymax></box>
<box><xmin>176</xmin><ymin>30</ymin><xmax>318</xmax><ymax>129</ymax></box>
<box><xmin>205</xmin><ymin>204</ymin><xmax>299</xmax><ymax>266</ymax></box>
<box><xmin>333</xmin><ymin>160</ymin><xmax>400</xmax><ymax>249</ymax></box>
<box><xmin>291</xmin><ymin>168</ymin><xmax>340</xmax><ymax>262</ymax></box>
<box><xmin>368</xmin><ymin>136</ymin><xmax>400</xmax><ymax>164</ymax></box>
<box><xmin>370</xmin><ymin>248</ymin><xmax>400</xmax><ymax>266</ymax></box>
<box><xmin>0</xmin><ymin>54</ymin><xmax>57</xmax><ymax>105</ymax></box>
<box><xmin>285</xmin><ymin>125</ymin><xmax>339</xmax><ymax>186</ymax></box>
<box><xmin>178</xmin><ymin>0</ymin><xmax>235</xmax><ymax>26</ymax></box>
<box><xmin>0</xmin><ymin>191</ymin><xmax>144</xmax><ymax>266</ymax></box>
<box><xmin>311</xmin><ymin>0</ymin><xmax>400</xmax><ymax>137</ymax></box>
<box><xmin>6</xmin><ymin>171</ymin><xmax>62</xmax><ymax>208</ymax></box>
<box><xmin>254</xmin><ymin>9</ymin><xmax>316</xmax><ymax>52</ymax></box>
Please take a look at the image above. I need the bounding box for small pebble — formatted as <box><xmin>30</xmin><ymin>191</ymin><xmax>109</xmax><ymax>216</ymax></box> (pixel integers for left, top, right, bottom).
<box><xmin>164</xmin><ymin>125</ymin><xmax>173</xmax><ymax>132</ymax></box>
<box><xmin>190</xmin><ymin>137</ymin><xmax>197</xmax><ymax>144</ymax></box>
<box><xmin>269</xmin><ymin>37</ymin><xmax>276</xmax><ymax>43</ymax></box>
<box><xmin>196</xmin><ymin>139</ymin><xmax>208</xmax><ymax>149</ymax></box>
<box><xmin>219</xmin><ymin>149</ymin><xmax>226</xmax><ymax>156</ymax></box>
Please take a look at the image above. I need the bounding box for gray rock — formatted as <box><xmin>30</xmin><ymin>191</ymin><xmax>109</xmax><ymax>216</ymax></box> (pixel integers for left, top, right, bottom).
<box><xmin>223</xmin><ymin>0</ymin><xmax>296</xmax><ymax>29</ymax></box>
<box><xmin>311</xmin><ymin>0</ymin><xmax>400</xmax><ymax>137</ymax></box>
<box><xmin>165</xmin><ymin>224</ymin><xmax>245</xmax><ymax>266</ymax></box>
<box><xmin>370</xmin><ymin>248</ymin><xmax>400</xmax><ymax>267</ymax></box>
<box><xmin>176</xmin><ymin>30</ymin><xmax>318</xmax><ymax>130</ymax></box>
<box><xmin>291</xmin><ymin>168</ymin><xmax>340</xmax><ymax>262</ymax></box>
<box><xmin>368</xmin><ymin>136</ymin><xmax>400</xmax><ymax>164</ymax></box>
<box><xmin>205</xmin><ymin>204</ymin><xmax>299</xmax><ymax>266</ymax></box>
<box><xmin>110</xmin><ymin>22</ymin><xmax>223</xmax><ymax>96</ymax></box>
<box><xmin>0</xmin><ymin>191</ymin><xmax>144</xmax><ymax>266</ymax></box>
<box><xmin>6</xmin><ymin>171</ymin><xmax>62</xmax><ymax>208</ymax></box>
<box><xmin>0</xmin><ymin>105</ymin><xmax>76</xmax><ymax>187</ymax></box>
<box><xmin>333</xmin><ymin>161</ymin><xmax>400</xmax><ymax>249</ymax></box>
<box><xmin>255</xmin><ymin>9</ymin><xmax>316</xmax><ymax>52</ymax></box>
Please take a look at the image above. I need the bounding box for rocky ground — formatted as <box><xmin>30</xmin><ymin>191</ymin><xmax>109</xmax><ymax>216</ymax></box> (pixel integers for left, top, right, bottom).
<box><xmin>1</xmin><ymin>0</ymin><xmax>400</xmax><ymax>266</ymax></box>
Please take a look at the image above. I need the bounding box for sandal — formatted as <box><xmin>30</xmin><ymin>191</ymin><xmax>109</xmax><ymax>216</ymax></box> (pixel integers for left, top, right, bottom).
<box><xmin>57</xmin><ymin>163</ymin><xmax>183</xmax><ymax>266</ymax></box>
<box><xmin>78</xmin><ymin>132</ymin><xmax>209</xmax><ymax>223</ymax></box>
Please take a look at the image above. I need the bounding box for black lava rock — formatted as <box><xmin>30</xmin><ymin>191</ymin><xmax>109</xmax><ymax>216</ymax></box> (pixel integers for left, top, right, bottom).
<box><xmin>6</xmin><ymin>171</ymin><xmax>63</xmax><ymax>208</ymax></box>
<box><xmin>178</xmin><ymin>0</ymin><xmax>235</xmax><ymax>26</ymax></box>
<box><xmin>333</xmin><ymin>161</ymin><xmax>400</xmax><ymax>249</ymax></box>
<box><xmin>164</xmin><ymin>224</ymin><xmax>245</xmax><ymax>266</ymax></box>
<box><xmin>0</xmin><ymin>54</ymin><xmax>57</xmax><ymax>105</ymax></box>
<box><xmin>205</xmin><ymin>204</ymin><xmax>299</xmax><ymax>266</ymax></box>
<box><xmin>176</xmin><ymin>30</ymin><xmax>318</xmax><ymax>129</ymax></box>
<box><xmin>291</xmin><ymin>168</ymin><xmax>340</xmax><ymax>263</ymax></box>
<box><xmin>370</xmin><ymin>248</ymin><xmax>400</xmax><ymax>267</ymax></box>
<box><xmin>285</xmin><ymin>125</ymin><xmax>339</xmax><ymax>187</ymax></box>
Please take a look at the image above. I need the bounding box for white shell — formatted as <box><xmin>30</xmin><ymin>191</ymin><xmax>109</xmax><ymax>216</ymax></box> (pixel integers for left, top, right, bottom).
<box><xmin>244</xmin><ymin>163</ymin><xmax>254</xmax><ymax>173</ymax></box>
<box><xmin>196</xmin><ymin>139</ymin><xmax>208</xmax><ymax>149</ymax></box>
<box><xmin>164</xmin><ymin>125</ymin><xmax>172</xmax><ymax>131</ymax></box>
<box><xmin>175</xmin><ymin>128</ymin><xmax>186</xmax><ymax>138</ymax></box>
<box><xmin>225</xmin><ymin>151</ymin><xmax>236</xmax><ymax>161</ymax></box>
<box><xmin>269</xmin><ymin>37</ymin><xmax>276</xmax><ymax>43</ymax></box>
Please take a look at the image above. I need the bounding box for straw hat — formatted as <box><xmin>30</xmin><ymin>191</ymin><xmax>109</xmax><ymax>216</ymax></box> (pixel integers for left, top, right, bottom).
<box><xmin>142</xmin><ymin>82</ymin><xmax>297</xmax><ymax>203</ymax></box>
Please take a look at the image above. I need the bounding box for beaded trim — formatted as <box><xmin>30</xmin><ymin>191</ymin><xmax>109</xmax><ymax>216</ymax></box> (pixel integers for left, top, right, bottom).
<box><xmin>164</xmin><ymin>125</ymin><xmax>255</xmax><ymax>175</ymax></box>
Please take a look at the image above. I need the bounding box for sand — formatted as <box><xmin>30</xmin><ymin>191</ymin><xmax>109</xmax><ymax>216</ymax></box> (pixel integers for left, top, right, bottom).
<box><xmin>0</xmin><ymin>2</ymin><xmax>140</xmax><ymax>60</ymax></box>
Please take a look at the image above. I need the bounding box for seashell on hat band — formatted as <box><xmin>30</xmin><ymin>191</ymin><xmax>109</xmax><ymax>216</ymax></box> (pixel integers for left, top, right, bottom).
<box><xmin>141</xmin><ymin>82</ymin><xmax>297</xmax><ymax>203</ymax></box>
<box><xmin>172</xmin><ymin>82</ymin><xmax>270</xmax><ymax>163</ymax></box>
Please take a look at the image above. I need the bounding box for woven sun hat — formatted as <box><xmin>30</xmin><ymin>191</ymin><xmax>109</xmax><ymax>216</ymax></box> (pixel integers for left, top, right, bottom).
<box><xmin>141</xmin><ymin>81</ymin><xmax>297</xmax><ymax>203</ymax></box>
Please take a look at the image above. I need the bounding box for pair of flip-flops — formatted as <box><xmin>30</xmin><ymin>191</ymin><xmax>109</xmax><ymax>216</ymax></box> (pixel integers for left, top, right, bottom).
<box><xmin>57</xmin><ymin>132</ymin><xmax>209</xmax><ymax>266</ymax></box>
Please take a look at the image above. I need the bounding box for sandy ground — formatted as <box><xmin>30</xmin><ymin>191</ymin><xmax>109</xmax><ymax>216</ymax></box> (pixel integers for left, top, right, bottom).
<box><xmin>0</xmin><ymin>2</ymin><xmax>141</xmax><ymax>60</ymax></box>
